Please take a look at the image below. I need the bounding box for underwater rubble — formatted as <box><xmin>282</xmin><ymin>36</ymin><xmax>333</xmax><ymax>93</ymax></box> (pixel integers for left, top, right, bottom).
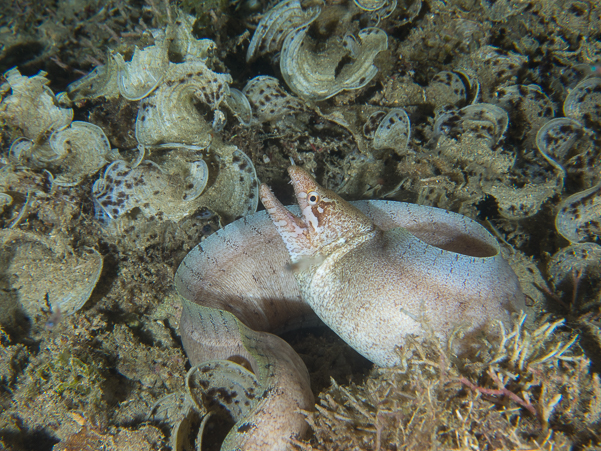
<box><xmin>0</xmin><ymin>0</ymin><xmax>600</xmax><ymax>449</ymax></box>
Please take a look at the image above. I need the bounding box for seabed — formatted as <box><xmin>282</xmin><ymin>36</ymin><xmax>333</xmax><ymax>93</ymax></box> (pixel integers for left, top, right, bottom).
<box><xmin>0</xmin><ymin>0</ymin><xmax>600</xmax><ymax>449</ymax></box>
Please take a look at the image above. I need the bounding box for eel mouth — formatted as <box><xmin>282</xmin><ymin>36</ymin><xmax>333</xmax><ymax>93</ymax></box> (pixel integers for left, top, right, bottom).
<box><xmin>259</xmin><ymin>182</ymin><xmax>307</xmax><ymax>231</ymax></box>
<box><xmin>259</xmin><ymin>165</ymin><xmax>323</xmax><ymax>236</ymax></box>
<box><xmin>259</xmin><ymin>180</ymin><xmax>312</xmax><ymax>262</ymax></box>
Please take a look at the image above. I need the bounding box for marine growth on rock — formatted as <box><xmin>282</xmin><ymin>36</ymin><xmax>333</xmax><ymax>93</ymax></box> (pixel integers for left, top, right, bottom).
<box><xmin>0</xmin><ymin>0</ymin><xmax>600</xmax><ymax>449</ymax></box>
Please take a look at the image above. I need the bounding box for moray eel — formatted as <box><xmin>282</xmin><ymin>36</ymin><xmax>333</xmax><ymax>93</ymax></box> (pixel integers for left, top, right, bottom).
<box><xmin>176</xmin><ymin>166</ymin><xmax>525</xmax><ymax>450</ymax></box>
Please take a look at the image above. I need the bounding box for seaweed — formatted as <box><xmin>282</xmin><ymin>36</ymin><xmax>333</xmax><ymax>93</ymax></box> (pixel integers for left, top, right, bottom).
<box><xmin>294</xmin><ymin>313</ymin><xmax>601</xmax><ymax>450</ymax></box>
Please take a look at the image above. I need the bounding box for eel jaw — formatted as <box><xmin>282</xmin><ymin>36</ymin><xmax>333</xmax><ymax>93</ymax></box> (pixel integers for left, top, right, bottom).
<box><xmin>259</xmin><ymin>183</ymin><xmax>314</xmax><ymax>262</ymax></box>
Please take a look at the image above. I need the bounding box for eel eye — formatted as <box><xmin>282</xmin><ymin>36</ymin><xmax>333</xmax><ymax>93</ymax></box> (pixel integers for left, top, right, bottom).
<box><xmin>307</xmin><ymin>191</ymin><xmax>320</xmax><ymax>205</ymax></box>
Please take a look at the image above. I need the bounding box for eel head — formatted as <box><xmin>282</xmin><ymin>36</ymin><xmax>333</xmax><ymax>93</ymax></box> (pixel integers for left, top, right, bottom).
<box><xmin>259</xmin><ymin>166</ymin><xmax>375</xmax><ymax>263</ymax></box>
